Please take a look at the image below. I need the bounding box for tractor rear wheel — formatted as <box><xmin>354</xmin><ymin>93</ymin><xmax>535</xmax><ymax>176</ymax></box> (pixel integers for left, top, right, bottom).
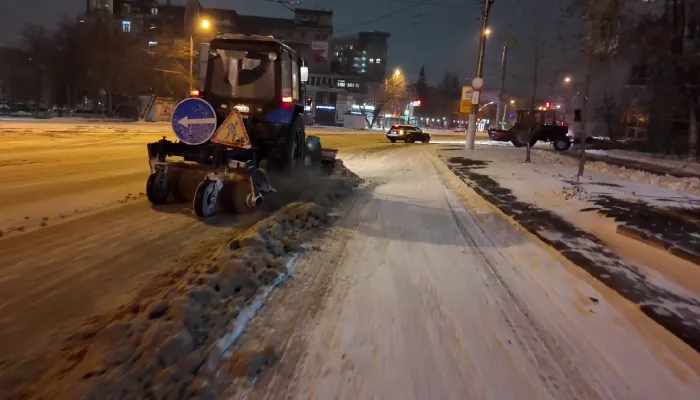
<box><xmin>272</xmin><ymin>119</ymin><xmax>305</xmax><ymax>173</ymax></box>
<box><xmin>553</xmin><ymin>137</ymin><xmax>572</xmax><ymax>151</ymax></box>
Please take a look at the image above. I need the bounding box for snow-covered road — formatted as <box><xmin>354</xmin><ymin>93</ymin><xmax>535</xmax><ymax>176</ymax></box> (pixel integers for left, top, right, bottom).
<box><xmin>0</xmin><ymin>122</ymin><xmax>399</xmax><ymax>386</ymax></box>
<box><xmin>3</xmin><ymin>121</ymin><xmax>700</xmax><ymax>398</ymax></box>
<box><xmin>243</xmin><ymin>146</ymin><xmax>700</xmax><ymax>400</ymax></box>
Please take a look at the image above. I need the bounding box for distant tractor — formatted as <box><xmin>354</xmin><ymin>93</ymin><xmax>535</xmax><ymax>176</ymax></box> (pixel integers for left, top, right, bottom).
<box><xmin>488</xmin><ymin>109</ymin><xmax>571</xmax><ymax>151</ymax></box>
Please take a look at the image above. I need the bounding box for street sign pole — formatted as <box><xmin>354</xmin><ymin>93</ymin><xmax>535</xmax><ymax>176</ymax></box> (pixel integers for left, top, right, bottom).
<box><xmin>466</xmin><ymin>0</ymin><xmax>494</xmax><ymax>150</ymax></box>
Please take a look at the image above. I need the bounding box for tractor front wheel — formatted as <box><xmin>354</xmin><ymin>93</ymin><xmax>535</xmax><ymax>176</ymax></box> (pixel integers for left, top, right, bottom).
<box><xmin>146</xmin><ymin>171</ymin><xmax>169</xmax><ymax>205</ymax></box>
<box><xmin>193</xmin><ymin>179</ymin><xmax>219</xmax><ymax>218</ymax></box>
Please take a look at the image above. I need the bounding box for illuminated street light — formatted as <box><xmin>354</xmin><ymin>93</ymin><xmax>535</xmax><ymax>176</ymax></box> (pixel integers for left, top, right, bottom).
<box><xmin>509</xmin><ymin>99</ymin><xmax>515</xmax><ymax>105</ymax></box>
<box><xmin>394</xmin><ymin>68</ymin><xmax>402</xmax><ymax>77</ymax></box>
<box><xmin>189</xmin><ymin>19</ymin><xmax>213</xmax><ymax>93</ymax></box>
<box><xmin>484</xmin><ymin>28</ymin><xmax>492</xmax><ymax>36</ymax></box>
<box><xmin>564</xmin><ymin>76</ymin><xmax>572</xmax><ymax>83</ymax></box>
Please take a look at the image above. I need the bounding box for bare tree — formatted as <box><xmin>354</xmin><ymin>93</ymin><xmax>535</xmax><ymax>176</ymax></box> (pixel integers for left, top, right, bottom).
<box><xmin>368</xmin><ymin>72</ymin><xmax>407</xmax><ymax>128</ymax></box>
<box><xmin>511</xmin><ymin>0</ymin><xmax>575</xmax><ymax>163</ymax></box>
<box><xmin>21</xmin><ymin>24</ymin><xmax>53</xmax><ymax>108</ymax></box>
<box><xmin>596</xmin><ymin>90</ymin><xmax>622</xmax><ymax>141</ymax></box>
<box><xmin>570</xmin><ymin>0</ymin><xmax>624</xmax><ymax>178</ymax></box>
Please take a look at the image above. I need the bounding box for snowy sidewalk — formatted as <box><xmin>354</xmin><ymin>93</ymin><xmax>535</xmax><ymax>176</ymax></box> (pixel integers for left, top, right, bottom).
<box><xmin>438</xmin><ymin>144</ymin><xmax>700</xmax><ymax>352</ymax></box>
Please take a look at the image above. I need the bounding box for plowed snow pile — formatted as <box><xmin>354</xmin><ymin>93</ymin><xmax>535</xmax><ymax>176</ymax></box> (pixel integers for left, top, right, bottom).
<box><xmin>8</xmin><ymin>161</ymin><xmax>362</xmax><ymax>400</ymax></box>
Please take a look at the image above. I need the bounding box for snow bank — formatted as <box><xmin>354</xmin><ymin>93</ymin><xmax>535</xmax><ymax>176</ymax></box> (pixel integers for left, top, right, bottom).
<box><xmin>589</xmin><ymin>149</ymin><xmax>700</xmax><ymax>176</ymax></box>
<box><xmin>536</xmin><ymin>150</ymin><xmax>700</xmax><ymax>196</ymax></box>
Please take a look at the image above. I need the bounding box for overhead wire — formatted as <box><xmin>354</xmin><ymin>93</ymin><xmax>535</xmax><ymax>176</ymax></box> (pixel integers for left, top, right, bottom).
<box><xmin>334</xmin><ymin>0</ymin><xmax>440</xmax><ymax>34</ymax></box>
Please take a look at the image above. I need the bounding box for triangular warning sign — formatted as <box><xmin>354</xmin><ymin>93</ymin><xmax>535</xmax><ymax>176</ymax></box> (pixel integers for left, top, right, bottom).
<box><xmin>211</xmin><ymin>109</ymin><xmax>252</xmax><ymax>149</ymax></box>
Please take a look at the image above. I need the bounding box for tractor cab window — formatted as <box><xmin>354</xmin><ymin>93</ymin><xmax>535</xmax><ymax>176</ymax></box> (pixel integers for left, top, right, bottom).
<box><xmin>291</xmin><ymin>58</ymin><xmax>299</xmax><ymax>101</ymax></box>
<box><xmin>281</xmin><ymin>51</ymin><xmax>292</xmax><ymax>99</ymax></box>
<box><xmin>544</xmin><ymin>111</ymin><xmax>556</xmax><ymax>125</ymax></box>
<box><xmin>209</xmin><ymin>48</ymin><xmax>275</xmax><ymax>101</ymax></box>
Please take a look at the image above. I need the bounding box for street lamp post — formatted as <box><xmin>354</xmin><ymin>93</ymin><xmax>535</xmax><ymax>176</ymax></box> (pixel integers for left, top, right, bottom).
<box><xmin>190</xmin><ymin>19</ymin><xmax>211</xmax><ymax>93</ymax></box>
<box><xmin>465</xmin><ymin>0</ymin><xmax>494</xmax><ymax>150</ymax></box>
<box><xmin>562</xmin><ymin>76</ymin><xmax>580</xmax><ymax>125</ymax></box>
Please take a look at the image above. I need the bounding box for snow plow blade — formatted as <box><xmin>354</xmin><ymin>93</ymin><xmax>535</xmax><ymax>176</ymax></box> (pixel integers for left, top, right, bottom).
<box><xmin>320</xmin><ymin>148</ymin><xmax>338</xmax><ymax>175</ymax></box>
<box><xmin>305</xmin><ymin>135</ymin><xmax>337</xmax><ymax>175</ymax></box>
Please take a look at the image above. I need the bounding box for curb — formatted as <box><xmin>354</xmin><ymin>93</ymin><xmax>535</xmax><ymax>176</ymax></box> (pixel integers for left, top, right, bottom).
<box><xmin>199</xmin><ymin>253</ymin><xmax>299</xmax><ymax>375</ymax></box>
<box><xmin>442</xmin><ymin>155</ymin><xmax>700</xmax><ymax>353</ymax></box>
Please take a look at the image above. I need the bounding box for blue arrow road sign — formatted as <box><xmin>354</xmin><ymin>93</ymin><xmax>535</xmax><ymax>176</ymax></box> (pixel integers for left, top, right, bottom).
<box><xmin>171</xmin><ymin>98</ymin><xmax>218</xmax><ymax>145</ymax></box>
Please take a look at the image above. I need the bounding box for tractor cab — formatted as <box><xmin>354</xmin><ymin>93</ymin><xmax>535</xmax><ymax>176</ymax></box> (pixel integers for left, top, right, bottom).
<box><xmin>488</xmin><ymin>108</ymin><xmax>571</xmax><ymax>150</ymax></box>
<box><xmin>200</xmin><ymin>34</ymin><xmax>308</xmax><ymax>148</ymax></box>
<box><xmin>515</xmin><ymin>109</ymin><xmax>566</xmax><ymax>129</ymax></box>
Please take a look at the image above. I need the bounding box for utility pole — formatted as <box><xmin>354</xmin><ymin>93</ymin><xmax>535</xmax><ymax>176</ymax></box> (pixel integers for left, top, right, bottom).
<box><xmin>496</xmin><ymin>44</ymin><xmax>508</xmax><ymax>126</ymax></box>
<box><xmin>465</xmin><ymin>0</ymin><xmax>494</xmax><ymax>150</ymax></box>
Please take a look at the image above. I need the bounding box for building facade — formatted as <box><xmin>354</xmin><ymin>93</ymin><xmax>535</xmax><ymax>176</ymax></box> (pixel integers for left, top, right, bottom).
<box><xmin>84</xmin><ymin>1</ymin><xmax>389</xmax><ymax>125</ymax></box>
<box><xmin>331</xmin><ymin>31</ymin><xmax>390</xmax><ymax>83</ymax></box>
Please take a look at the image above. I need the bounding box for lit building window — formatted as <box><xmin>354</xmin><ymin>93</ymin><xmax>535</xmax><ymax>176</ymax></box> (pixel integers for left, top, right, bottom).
<box><xmin>148</xmin><ymin>41</ymin><xmax>158</xmax><ymax>46</ymax></box>
<box><xmin>376</xmin><ymin>58</ymin><xmax>381</xmax><ymax>64</ymax></box>
<box><xmin>151</xmin><ymin>7</ymin><xmax>158</xmax><ymax>15</ymax></box>
<box><xmin>369</xmin><ymin>58</ymin><xmax>375</xmax><ymax>63</ymax></box>
<box><xmin>349</xmin><ymin>45</ymin><xmax>353</xmax><ymax>49</ymax></box>
<box><xmin>122</xmin><ymin>21</ymin><xmax>131</xmax><ymax>33</ymax></box>
<box><xmin>337</xmin><ymin>80</ymin><xmax>346</xmax><ymax>88</ymax></box>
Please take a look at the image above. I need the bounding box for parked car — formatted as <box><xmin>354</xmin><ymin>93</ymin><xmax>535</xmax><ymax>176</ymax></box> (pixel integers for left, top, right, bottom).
<box><xmin>0</xmin><ymin>100</ymin><xmax>10</xmax><ymax>115</ymax></box>
<box><xmin>386</xmin><ymin>124</ymin><xmax>431</xmax><ymax>143</ymax></box>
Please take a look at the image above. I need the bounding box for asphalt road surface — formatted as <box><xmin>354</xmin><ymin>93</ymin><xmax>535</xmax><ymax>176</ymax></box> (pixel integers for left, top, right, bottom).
<box><xmin>0</xmin><ymin>122</ymin><xmax>405</xmax><ymax>381</ymax></box>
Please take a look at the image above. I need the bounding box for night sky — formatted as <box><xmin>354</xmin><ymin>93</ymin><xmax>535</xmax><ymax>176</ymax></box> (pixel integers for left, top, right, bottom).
<box><xmin>1</xmin><ymin>0</ymin><xmax>576</xmax><ymax>94</ymax></box>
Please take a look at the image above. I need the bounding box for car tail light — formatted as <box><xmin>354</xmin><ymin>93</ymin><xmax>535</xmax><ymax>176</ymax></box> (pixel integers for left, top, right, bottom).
<box><xmin>190</xmin><ymin>89</ymin><xmax>201</xmax><ymax>97</ymax></box>
<box><xmin>282</xmin><ymin>96</ymin><xmax>293</xmax><ymax>104</ymax></box>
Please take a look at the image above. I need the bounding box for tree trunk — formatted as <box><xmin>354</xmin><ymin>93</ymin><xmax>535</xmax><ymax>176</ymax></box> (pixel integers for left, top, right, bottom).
<box><xmin>525</xmin><ymin>45</ymin><xmax>540</xmax><ymax>164</ymax></box>
<box><xmin>577</xmin><ymin>19</ymin><xmax>595</xmax><ymax>179</ymax></box>
<box><xmin>689</xmin><ymin>92</ymin><xmax>698</xmax><ymax>159</ymax></box>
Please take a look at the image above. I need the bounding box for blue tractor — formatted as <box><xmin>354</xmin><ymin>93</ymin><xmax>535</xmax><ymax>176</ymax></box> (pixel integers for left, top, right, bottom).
<box><xmin>146</xmin><ymin>34</ymin><xmax>337</xmax><ymax>217</ymax></box>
